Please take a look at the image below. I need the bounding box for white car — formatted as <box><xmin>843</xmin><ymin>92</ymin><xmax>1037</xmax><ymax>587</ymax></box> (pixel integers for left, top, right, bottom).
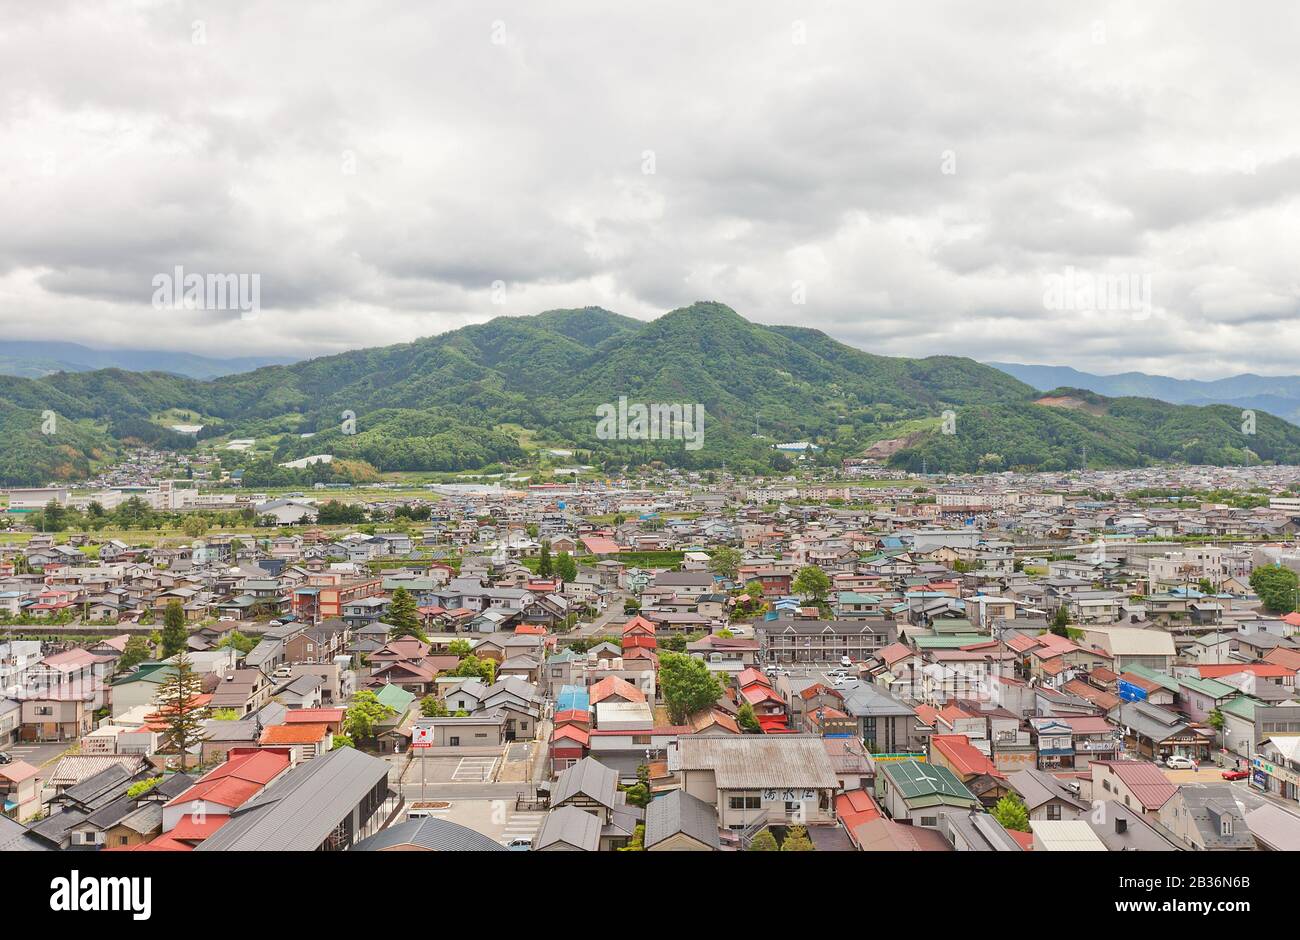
<box><xmin>1165</xmin><ymin>755</ymin><xmax>1196</xmax><ymax>770</ymax></box>
<box><xmin>840</xmin><ymin>656</ymin><xmax>853</xmax><ymax>668</ymax></box>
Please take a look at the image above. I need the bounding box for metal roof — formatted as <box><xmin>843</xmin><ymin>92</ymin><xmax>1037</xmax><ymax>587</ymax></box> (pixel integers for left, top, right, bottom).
<box><xmin>675</xmin><ymin>735</ymin><xmax>839</xmax><ymax>790</ymax></box>
<box><xmin>195</xmin><ymin>746</ymin><xmax>390</xmax><ymax>852</ymax></box>
<box><xmin>881</xmin><ymin>759</ymin><xmax>977</xmax><ymax>804</ymax></box>
<box><xmin>352</xmin><ymin>816</ymin><xmax>505</xmax><ymax>852</ymax></box>
<box><xmin>644</xmin><ymin>789</ymin><xmax>720</xmax><ymax>850</ymax></box>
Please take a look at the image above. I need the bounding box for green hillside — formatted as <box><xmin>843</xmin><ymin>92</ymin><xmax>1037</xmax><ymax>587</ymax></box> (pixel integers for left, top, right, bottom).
<box><xmin>2</xmin><ymin>303</ymin><xmax>1298</xmax><ymax>484</ymax></box>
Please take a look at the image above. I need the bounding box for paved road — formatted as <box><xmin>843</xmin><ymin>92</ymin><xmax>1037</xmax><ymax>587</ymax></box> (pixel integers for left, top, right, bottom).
<box><xmin>572</xmin><ymin>599</ymin><xmax>630</xmax><ymax>638</ymax></box>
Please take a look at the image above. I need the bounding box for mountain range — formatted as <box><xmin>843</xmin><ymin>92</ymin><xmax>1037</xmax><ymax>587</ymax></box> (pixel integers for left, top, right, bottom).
<box><xmin>0</xmin><ymin>341</ymin><xmax>292</xmax><ymax>380</ymax></box>
<box><xmin>990</xmin><ymin>362</ymin><xmax>1300</xmax><ymax>426</ymax></box>
<box><xmin>2</xmin><ymin>302</ymin><xmax>1299</xmax><ymax>486</ymax></box>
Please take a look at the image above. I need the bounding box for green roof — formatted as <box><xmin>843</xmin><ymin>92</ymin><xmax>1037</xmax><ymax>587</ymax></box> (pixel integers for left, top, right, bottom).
<box><xmin>374</xmin><ymin>684</ymin><xmax>415</xmax><ymax>714</ymax></box>
<box><xmin>836</xmin><ymin>592</ymin><xmax>882</xmax><ymax>604</ymax></box>
<box><xmin>881</xmin><ymin>759</ymin><xmax>979</xmax><ymax>808</ymax></box>
<box><xmin>911</xmin><ymin>634</ymin><xmax>990</xmax><ymax>649</ymax></box>
<box><xmin>1173</xmin><ymin>673</ymin><xmax>1237</xmax><ymax>700</ymax></box>
<box><xmin>1220</xmin><ymin>695</ymin><xmax>1258</xmax><ymax>721</ymax></box>
<box><xmin>111</xmin><ymin>663</ymin><xmax>176</xmax><ymax>687</ymax></box>
<box><xmin>1123</xmin><ymin>664</ymin><xmax>1180</xmax><ymax>693</ymax></box>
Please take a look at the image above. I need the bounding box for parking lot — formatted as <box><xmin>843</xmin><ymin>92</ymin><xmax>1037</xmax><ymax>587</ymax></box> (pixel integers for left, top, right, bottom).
<box><xmin>402</xmin><ymin>797</ymin><xmax>547</xmax><ymax>847</ymax></box>
<box><xmin>402</xmin><ymin>752</ymin><xmax>501</xmax><ymax>785</ymax></box>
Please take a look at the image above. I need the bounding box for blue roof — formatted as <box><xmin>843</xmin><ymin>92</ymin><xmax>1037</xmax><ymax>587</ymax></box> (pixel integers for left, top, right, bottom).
<box><xmin>557</xmin><ymin>685</ymin><xmax>590</xmax><ymax>712</ymax></box>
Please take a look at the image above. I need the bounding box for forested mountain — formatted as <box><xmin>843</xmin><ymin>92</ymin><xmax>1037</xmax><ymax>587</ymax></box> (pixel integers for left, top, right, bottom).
<box><xmin>0</xmin><ymin>340</ymin><xmax>291</xmax><ymax>380</ymax></box>
<box><xmin>3</xmin><ymin>302</ymin><xmax>1299</xmax><ymax>485</ymax></box>
<box><xmin>990</xmin><ymin>361</ymin><xmax>1300</xmax><ymax>426</ymax></box>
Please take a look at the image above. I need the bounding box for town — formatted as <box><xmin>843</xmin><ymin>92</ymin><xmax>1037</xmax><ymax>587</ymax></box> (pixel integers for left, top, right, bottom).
<box><xmin>3</xmin><ymin>460</ymin><xmax>1300</xmax><ymax>855</ymax></box>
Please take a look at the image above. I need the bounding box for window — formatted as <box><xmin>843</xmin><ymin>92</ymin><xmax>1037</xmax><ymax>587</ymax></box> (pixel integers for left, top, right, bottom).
<box><xmin>1221</xmin><ymin>817</ymin><xmax>1233</xmax><ymax>837</ymax></box>
<box><xmin>1046</xmin><ymin>805</ymin><xmax>1061</xmax><ymax>821</ymax></box>
<box><xmin>920</xmin><ymin>816</ymin><xmax>937</xmax><ymax>827</ymax></box>
<box><xmin>728</xmin><ymin>795</ymin><xmax>761</xmax><ymax>810</ymax></box>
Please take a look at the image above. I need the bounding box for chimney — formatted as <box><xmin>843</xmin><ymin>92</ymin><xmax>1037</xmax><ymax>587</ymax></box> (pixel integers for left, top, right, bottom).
<box><xmin>1115</xmin><ymin>817</ymin><xmax>1127</xmax><ymax>835</ymax></box>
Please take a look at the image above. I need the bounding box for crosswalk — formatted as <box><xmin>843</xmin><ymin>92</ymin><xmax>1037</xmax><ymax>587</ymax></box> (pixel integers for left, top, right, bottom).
<box><xmin>498</xmin><ymin>810</ymin><xmax>544</xmax><ymax>847</ymax></box>
<box><xmin>451</xmin><ymin>756</ymin><xmax>498</xmax><ymax>782</ymax></box>
<box><xmin>4</xmin><ymin>744</ymin><xmax>47</xmax><ymax>764</ymax></box>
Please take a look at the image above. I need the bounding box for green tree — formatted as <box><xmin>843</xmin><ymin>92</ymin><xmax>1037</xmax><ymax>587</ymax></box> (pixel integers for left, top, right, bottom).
<box><xmin>161</xmin><ymin>599</ymin><xmax>188</xmax><ymax>657</ymax></box>
<box><xmin>449</xmin><ymin>655</ymin><xmax>496</xmax><ymax>684</ymax></box>
<box><xmin>538</xmin><ymin>541</ymin><xmax>553</xmax><ymax>578</ymax></box>
<box><xmin>622</xmin><ymin>764</ymin><xmax>652</xmax><ymax>808</ymax></box>
<box><xmin>448</xmin><ymin>639</ymin><xmax>473</xmax><ymax>656</ymax></box>
<box><xmin>1050</xmin><ymin>605</ymin><xmax>1071</xmax><ymax>636</ymax></box>
<box><xmin>617</xmin><ymin>823</ymin><xmax>645</xmax><ymax>851</ymax></box>
<box><xmin>420</xmin><ymin>695</ymin><xmax>449</xmax><ymax>718</ymax></box>
<box><xmin>991</xmin><ymin>793</ymin><xmax>1031</xmax><ymax>832</ymax></box>
<box><xmin>736</xmin><ymin>701</ymin><xmax>761</xmax><ymax>733</ymax></box>
<box><xmin>749</xmin><ymin>829</ymin><xmax>779</xmax><ymax>850</ymax></box>
<box><xmin>781</xmin><ymin>825</ymin><xmax>814</xmax><ymax>851</ymax></box>
<box><xmin>708</xmin><ymin>546</ymin><xmax>742</xmax><ymax>582</ymax></box>
<box><xmin>387</xmin><ymin>587</ymin><xmax>427</xmax><ymax>641</ymax></box>
<box><xmin>153</xmin><ymin>650</ymin><xmax>208</xmax><ymax>771</ymax></box>
<box><xmin>210</xmin><ymin>708</ymin><xmax>241</xmax><ymax>721</ymax></box>
<box><xmin>343</xmin><ymin>690</ymin><xmax>396</xmax><ymax>742</ymax></box>
<box><xmin>216</xmin><ymin>630</ymin><xmax>256</xmax><ymax>655</ymax></box>
<box><xmin>658</xmin><ymin>651</ymin><xmax>723</xmax><ymax>724</ymax></box>
<box><xmin>1250</xmin><ymin>565</ymin><xmax>1300</xmax><ymax>613</ymax></box>
<box><xmin>792</xmin><ymin>565</ymin><xmax>831</xmax><ymax>605</ymax></box>
<box><xmin>117</xmin><ymin>635</ymin><xmax>152</xmax><ymax>673</ymax></box>
<box><xmin>331</xmin><ymin>733</ymin><xmax>355</xmax><ymax>750</ymax></box>
<box><xmin>555</xmin><ymin>551</ymin><xmax>577</xmax><ymax>585</ymax></box>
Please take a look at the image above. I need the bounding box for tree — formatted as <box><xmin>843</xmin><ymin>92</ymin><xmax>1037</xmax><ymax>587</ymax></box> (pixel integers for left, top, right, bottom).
<box><xmin>555</xmin><ymin>551</ymin><xmax>577</xmax><ymax>585</ymax></box>
<box><xmin>658</xmin><ymin>651</ymin><xmax>723</xmax><ymax>724</ymax></box>
<box><xmin>343</xmin><ymin>690</ymin><xmax>396</xmax><ymax>743</ymax></box>
<box><xmin>781</xmin><ymin>825</ymin><xmax>814</xmax><ymax>851</ymax></box>
<box><xmin>1250</xmin><ymin>565</ymin><xmax>1300</xmax><ymax>614</ymax></box>
<box><xmin>622</xmin><ymin>764</ymin><xmax>652</xmax><ymax>808</ymax></box>
<box><xmin>153</xmin><ymin>651</ymin><xmax>208</xmax><ymax>771</ymax></box>
<box><xmin>792</xmin><ymin>565</ymin><xmax>830</xmax><ymax>605</ymax></box>
<box><xmin>387</xmin><ymin>587</ymin><xmax>427</xmax><ymax>641</ymax></box>
<box><xmin>331</xmin><ymin>734</ymin><xmax>355</xmax><ymax>750</ymax></box>
<box><xmin>736</xmin><ymin>701</ymin><xmax>761</xmax><ymax>733</ymax></box>
<box><xmin>118</xmin><ymin>635</ymin><xmax>152</xmax><ymax>673</ymax></box>
<box><xmin>216</xmin><ymin>630</ymin><xmax>256</xmax><ymax>655</ymax></box>
<box><xmin>448</xmin><ymin>639</ymin><xmax>473</xmax><ymax>657</ymax></box>
<box><xmin>126</xmin><ymin>777</ymin><xmax>163</xmax><ymax>799</ymax></box>
<box><xmin>1050</xmin><ymin>605</ymin><xmax>1070</xmax><ymax>636</ymax></box>
<box><xmin>1207</xmin><ymin>708</ymin><xmax>1225</xmax><ymax>738</ymax></box>
<box><xmin>617</xmin><ymin>823</ymin><xmax>645</xmax><ymax>851</ymax></box>
<box><xmin>182</xmin><ymin>515</ymin><xmax>208</xmax><ymax>538</ymax></box>
<box><xmin>449</xmin><ymin>655</ymin><xmax>496</xmax><ymax>684</ymax></box>
<box><xmin>749</xmin><ymin>829</ymin><xmax>779</xmax><ymax>851</ymax></box>
<box><xmin>991</xmin><ymin>793</ymin><xmax>1031</xmax><ymax>832</ymax></box>
<box><xmin>420</xmin><ymin>695</ymin><xmax>449</xmax><ymax>718</ymax></box>
<box><xmin>210</xmin><ymin>708</ymin><xmax>241</xmax><ymax>721</ymax></box>
<box><xmin>161</xmin><ymin>599</ymin><xmax>188</xmax><ymax>657</ymax></box>
<box><xmin>708</xmin><ymin>546</ymin><xmax>742</xmax><ymax>582</ymax></box>
<box><xmin>538</xmin><ymin>541</ymin><xmax>553</xmax><ymax>578</ymax></box>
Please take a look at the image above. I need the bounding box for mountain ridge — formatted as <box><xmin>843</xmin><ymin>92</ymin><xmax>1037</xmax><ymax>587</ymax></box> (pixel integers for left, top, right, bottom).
<box><xmin>2</xmin><ymin>303</ymin><xmax>1299</xmax><ymax>485</ymax></box>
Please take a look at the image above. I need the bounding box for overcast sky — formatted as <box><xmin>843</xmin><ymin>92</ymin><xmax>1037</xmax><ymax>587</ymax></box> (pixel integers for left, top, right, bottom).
<box><xmin>2</xmin><ymin>1</ymin><xmax>1298</xmax><ymax>379</ymax></box>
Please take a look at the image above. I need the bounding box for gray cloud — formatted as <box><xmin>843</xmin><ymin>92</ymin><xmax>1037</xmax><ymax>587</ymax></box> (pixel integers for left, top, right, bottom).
<box><xmin>0</xmin><ymin>0</ymin><xmax>1298</xmax><ymax>376</ymax></box>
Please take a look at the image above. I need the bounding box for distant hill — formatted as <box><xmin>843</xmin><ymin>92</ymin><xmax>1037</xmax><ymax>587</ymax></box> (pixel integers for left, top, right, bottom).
<box><xmin>0</xmin><ymin>341</ymin><xmax>294</xmax><ymax>380</ymax></box>
<box><xmin>989</xmin><ymin>361</ymin><xmax>1300</xmax><ymax>426</ymax></box>
<box><xmin>2</xmin><ymin>303</ymin><xmax>1299</xmax><ymax>485</ymax></box>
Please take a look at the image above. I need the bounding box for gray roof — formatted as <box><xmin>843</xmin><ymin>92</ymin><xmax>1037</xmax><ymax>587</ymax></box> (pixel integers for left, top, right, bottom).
<box><xmin>195</xmin><ymin>746</ymin><xmax>390</xmax><ymax>851</ymax></box>
<box><xmin>352</xmin><ymin>816</ymin><xmax>505</xmax><ymax>852</ymax></box>
<box><xmin>535</xmin><ymin>805</ymin><xmax>600</xmax><ymax>851</ymax></box>
<box><xmin>940</xmin><ymin>809</ymin><xmax>1024</xmax><ymax>851</ymax></box>
<box><xmin>840</xmin><ymin>682</ymin><xmax>916</xmax><ymax>719</ymax></box>
<box><xmin>114</xmin><ymin>801</ymin><xmax>164</xmax><ymax>836</ymax></box>
<box><xmin>1006</xmin><ymin>768</ymin><xmax>1089</xmax><ymax>813</ymax></box>
<box><xmin>672</xmin><ymin>735</ymin><xmax>839</xmax><ymax>790</ymax></box>
<box><xmin>27</xmin><ymin>807</ymin><xmax>90</xmax><ymax>847</ymax></box>
<box><xmin>644</xmin><ymin>789</ymin><xmax>720</xmax><ymax>850</ymax></box>
<box><xmin>1177</xmin><ymin>785</ymin><xmax>1255</xmax><ymax>850</ymax></box>
<box><xmin>0</xmin><ymin>813</ymin><xmax>52</xmax><ymax>851</ymax></box>
<box><xmin>58</xmin><ymin>763</ymin><xmax>140</xmax><ymax>811</ymax></box>
<box><xmin>1082</xmin><ymin>801</ymin><xmax>1180</xmax><ymax>851</ymax></box>
<box><xmin>551</xmin><ymin>757</ymin><xmax>619</xmax><ymax>810</ymax></box>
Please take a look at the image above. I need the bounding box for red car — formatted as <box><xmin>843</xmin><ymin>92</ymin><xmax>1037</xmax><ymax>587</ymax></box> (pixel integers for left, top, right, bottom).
<box><xmin>1221</xmin><ymin>769</ymin><xmax>1249</xmax><ymax>781</ymax></box>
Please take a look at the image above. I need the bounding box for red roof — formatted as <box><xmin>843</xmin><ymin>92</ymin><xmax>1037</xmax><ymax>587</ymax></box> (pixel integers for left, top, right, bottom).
<box><xmin>1197</xmin><ymin>663</ymin><xmax>1295</xmax><ymax>679</ymax></box>
<box><xmin>514</xmin><ymin>624</ymin><xmax>549</xmax><ymax>635</ymax></box>
<box><xmin>581</xmin><ymin>536</ymin><xmax>622</xmax><ymax>555</ymax></box>
<box><xmin>835</xmin><ymin>788</ymin><xmax>882</xmax><ymax>830</ymax></box>
<box><xmin>284</xmin><ymin>708</ymin><xmax>345</xmax><ymax>724</ymax></box>
<box><xmin>737</xmin><ymin>667</ymin><xmax>770</xmax><ymax>689</ymax></box>
<box><xmin>166</xmin><ymin>749</ymin><xmax>290</xmax><ymax>810</ymax></box>
<box><xmin>1093</xmin><ymin>760</ymin><xmax>1177</xmax><ymax>810</ymax></box>
<box><xmin>260</xmin><ymin>723</ymin><xmax>330</xmax><ymax>745</ymax></box>
<box><xmin>139</xmin><ymin>815</ymin><xmax>230</xmax><ymax>851</ymax></box>
<box><xmin>756</xmin><ymin>715</ymin><xmax>791</xmax><ymax>732</ymax></box>
<box><xmin>931</xmin><ymin>734</ymin><xmax>1004</xmax><ymax>779</ymax></box>
<box><xmin>589</xmin><ymin>675</ymin><xmax>647</xmax><ymax>705</ymax></box>
<box><xmin>622</xmin><ymin>615</ymin><xmax>657</xmax><ymax>636</ymax></box>
<box><xmin>553</xmin><ymin>708</ymin><xmax>591</xmax><ymax>727</ymax></box>
<box><xmin>552</xmin><ymin>724</ymin><xmax>590</xmax><ymax>747</ymax></box>
<box><xmin>0</xmin><ymin>759</ymin><xmax>39</xmax><ymax>783</ymax></box>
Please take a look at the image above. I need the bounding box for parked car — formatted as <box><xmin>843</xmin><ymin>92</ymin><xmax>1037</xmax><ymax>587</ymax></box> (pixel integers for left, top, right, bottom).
<box><xmin>1221</xmin><ymin>769</ymin><xmax>1249</xmax><ymax>781</ymax></box>
<box><xmin>506</xmin><ymin>837</ymin><xmax>532</xmax><ymax>851</ymax></box>
<box><xmin>840</xmin><ymin>656</ymin><xmax>853</xmax><ymax>667</ymax></box>
<box><xmin>0</xmin><ymin>751</ymin><xmax>11</xmax><ymax>765</ymax></box>
<box><xmin>1165</xmin><ymin>755</ymin><xmax>1195</xmax><ymax>770</ymax></box>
